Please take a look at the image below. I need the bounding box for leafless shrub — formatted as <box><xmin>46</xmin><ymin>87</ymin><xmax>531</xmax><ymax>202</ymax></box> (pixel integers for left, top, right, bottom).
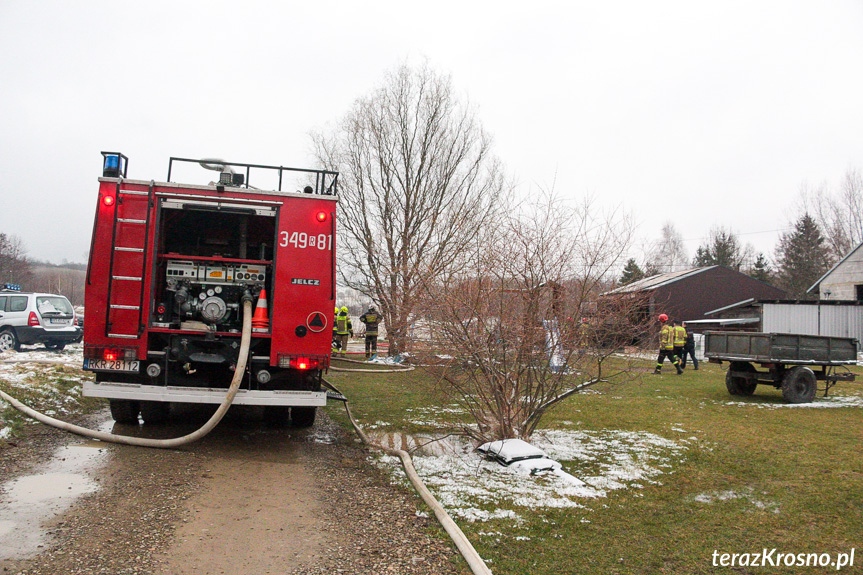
<box><xmin>419</xmin><ymin>193</ymin><xmax>649</xmax><ymax>441</ymax></box>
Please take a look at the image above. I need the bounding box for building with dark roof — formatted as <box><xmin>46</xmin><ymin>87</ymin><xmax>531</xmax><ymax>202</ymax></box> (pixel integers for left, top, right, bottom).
<box><xmin>603</xmin><ymin>266</ymin><xmax>786</xmax><ymax>326</ymax></box>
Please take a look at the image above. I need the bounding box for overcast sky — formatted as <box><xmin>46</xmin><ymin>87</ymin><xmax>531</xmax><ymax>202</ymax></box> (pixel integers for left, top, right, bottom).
<box><xmin>1</xmin><ymin>1</ymin><xmax>861</xmax><ymax>267</ymax></box>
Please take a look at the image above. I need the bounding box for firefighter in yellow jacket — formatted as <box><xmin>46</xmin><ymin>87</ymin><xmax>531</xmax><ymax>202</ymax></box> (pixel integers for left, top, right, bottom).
<box><xmin>335</xmin><ymin>306</ymin><xmax>353</xmax><ymax>357</ymax></box>
<box><xmin>672</xmin><ymin>320</ymin><xmax>687</xmax><ymax>369</ymax></box>
<box><xmin>655</xmin><ymin>314</ymin><xmax>683</xmax><ymax>375</ymax></box>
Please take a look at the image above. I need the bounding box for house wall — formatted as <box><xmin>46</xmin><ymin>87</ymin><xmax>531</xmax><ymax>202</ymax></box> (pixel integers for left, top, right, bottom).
<box><xmin>762</xmin><ymin>302</ymin><xmax>863</xmax><ymax>343</ymax></box>
<box><xmin>819</xmin><ymin>246</ymin><xmax>863</xmax><ymax>300</ymax></box>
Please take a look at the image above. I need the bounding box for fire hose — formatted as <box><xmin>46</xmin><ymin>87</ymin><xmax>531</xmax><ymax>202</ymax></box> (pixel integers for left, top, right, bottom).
<box><xmin>2</xmin><ymin>303</ymin><xmax>491</xmax><ymax>572</ymax></box>
<box><xmin>0</xmin><ymin>299</ymin><xmax>253</xmax><ymax>449</ymax></box>
<box><xmin>323</xmin><ymin>378</ymin><xmax>493</xmax><ymax>575</ymax></box>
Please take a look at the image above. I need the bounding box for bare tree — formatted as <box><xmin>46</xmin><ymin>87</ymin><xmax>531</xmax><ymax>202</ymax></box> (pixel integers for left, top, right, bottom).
<box><xmin>312</xmin><ymin>63</ymin><xmax>506</xmax><ymax>355</ymax></box>
<box><xmin>420</xmin><ymin>194</ymin><xmax>647</xmax><ymax>441</ymax></box>
<box><xmin>645</xmin><ymin>222</ymin><xmax>689</xmax><ymax>273</ymax></box>
<box><xmin>0</xmin><ymin>233</ymin><xmax>33</xmax><ymax>288</ymax></box>
<box><xmin>798</xmin><ymin>167</ymin><xmax>863</xmax><ymax>259</ymax></box>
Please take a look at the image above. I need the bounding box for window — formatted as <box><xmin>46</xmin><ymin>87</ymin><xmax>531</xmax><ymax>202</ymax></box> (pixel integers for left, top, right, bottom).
<box><xmin>37</xmin><ymin>296</ymin><xmax>73</xmax><ymax>315</ymax></box>
<box><xmin>9</xmin><ymin>296</ymin><xmax>28</xmax><ymax>312</ymax></box>
<box><xmin>856</xmin><ymin>285</ymin><xmax>863</xmax><ymax>301</ymax></box>
<box><xmin>0</xmin><ymin>296</ymin><xmax>6</xmax><ymax>311</ymax></box>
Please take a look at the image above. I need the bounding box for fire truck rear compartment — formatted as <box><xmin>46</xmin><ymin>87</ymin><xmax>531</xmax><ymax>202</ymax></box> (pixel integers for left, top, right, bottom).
<box><xmin>153</xmin><ymin>202</ymin><xmax>275</xmax><ymax>333</ymax></box>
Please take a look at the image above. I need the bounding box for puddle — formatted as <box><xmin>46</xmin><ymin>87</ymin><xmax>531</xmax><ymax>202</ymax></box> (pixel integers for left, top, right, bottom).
<box><xmin>0</xmin><ymin>441</ymin><xmax>110</xmax><ymax>560</ymax></box>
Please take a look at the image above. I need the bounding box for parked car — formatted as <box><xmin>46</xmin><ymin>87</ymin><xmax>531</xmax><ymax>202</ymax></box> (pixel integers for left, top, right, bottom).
<box><xmin>73</xmin><ymin>306</ymin><xmax>85</xmax><ymax>342</ymax></box>
<box><xmin>0</xmin><ymin>290</ymin><xmax>80</xmax><ymax>352</ymax></box>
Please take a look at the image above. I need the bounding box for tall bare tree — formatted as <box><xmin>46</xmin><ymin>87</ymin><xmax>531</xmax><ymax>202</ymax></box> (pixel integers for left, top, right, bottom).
<box><xmin>0</xmin><ymin>233</ymin><xmax>32</xmax><ymax>288</ymax></box>
<box><xmin>312</xmin><ymin>64</ymin><xmax>506</xmax><ymax>355</ymax></box>
<box><xmin>420</xmin><ymin>194</ymin><xmax>646</xmax><ymax>441</ymax></box>
<box><xmin>798</xmin><ymin>167</ymin><xmax>863</xmax><ymax>259</ymax></box>
<box><xmin>646</xmin><ymin>222</ymin><xmax>688</xmax><ymax>273</ymax></box>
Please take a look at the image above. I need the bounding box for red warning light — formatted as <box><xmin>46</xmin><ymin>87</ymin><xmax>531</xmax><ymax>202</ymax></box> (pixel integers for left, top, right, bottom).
<box><xmin>103</xmin><ymin>349</ymin><xmax>119</xmax><ymax>361</ymax></box>
<box><xmin>316</xmin><ymin>211</ymin><xmax>327</xmax><ymax>222</ymax></box>
<box><xmin>103</xmin><ymin>195</ymin><xmax>115</xmax><ymax>206</ymax></box>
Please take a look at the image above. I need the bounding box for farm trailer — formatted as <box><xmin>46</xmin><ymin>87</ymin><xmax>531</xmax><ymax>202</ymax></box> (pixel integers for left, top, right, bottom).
<box><xmin>704</xmin><ymin>331</ymin><xmax>857</xmax><ymax>403</ymax></box>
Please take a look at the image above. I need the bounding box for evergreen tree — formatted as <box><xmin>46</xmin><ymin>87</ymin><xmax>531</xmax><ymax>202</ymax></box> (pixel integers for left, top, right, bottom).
<box><xmin>774</xmin><ymin>214</ymin><xmax>834</xmax><ymax>299</ymax></box>
<box><xmin>748</xmin><ymin>252</ymin><xmax>773</xmax><ymax>284</ymax></box>
<box><xmin>619</xmin><ymin>258</ymin><xmax>645</xmax><ymax>285</ymax></box>
<box><xmin>693</xmin><ymin>246</ymin><xmax>712</xmax><ymax>267</ymax></box>
<box><xmin>692</xmin><ymin>227</ymin><xmax>750</xmax><ymax>270</ymax></box>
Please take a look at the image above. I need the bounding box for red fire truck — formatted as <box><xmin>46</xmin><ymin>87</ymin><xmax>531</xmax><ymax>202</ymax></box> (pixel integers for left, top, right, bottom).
<box><xmin>83</xmin><ymin>153</ymin><xmax>338</xmax><ymax>427</ymax></box>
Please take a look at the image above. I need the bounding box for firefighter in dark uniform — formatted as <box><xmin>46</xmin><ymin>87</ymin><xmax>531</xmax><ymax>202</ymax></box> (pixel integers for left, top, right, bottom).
<box><xmin>680</xmin><ymin>321</ymin><xmax>699</xmax><ymax>370</ymax></box>
<box><xmin>359</xmin><ymin>305</ymin><xmax>381</xmax><ymax>359</ymax></box>
<box><xmin>655</xmin><ymin>314</ymin><xmax>683</xmax><ymax>375</ymax></box>
<box><xmin>335</xmin><ymin>306</ymin><xmax>353</xmax><ymax>357</ymax></box>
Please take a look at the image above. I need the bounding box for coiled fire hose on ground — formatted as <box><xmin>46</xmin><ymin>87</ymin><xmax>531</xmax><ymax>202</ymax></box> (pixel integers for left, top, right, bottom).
<box><xmin>0</xmin><ymin>299</ymin><xmax>253</xmax><ymax>449</ymax></box>
<box><xmin>323</xmin><ymin>378</ymin><xmax>493</xmax><ymax>575</ymax></box>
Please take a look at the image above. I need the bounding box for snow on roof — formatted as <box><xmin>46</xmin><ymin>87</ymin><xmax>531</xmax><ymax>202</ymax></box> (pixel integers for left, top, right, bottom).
<box><xmin>605</xmin><ymin>267</ymin><xmax>713</xmax><ymax>295</ymax></box>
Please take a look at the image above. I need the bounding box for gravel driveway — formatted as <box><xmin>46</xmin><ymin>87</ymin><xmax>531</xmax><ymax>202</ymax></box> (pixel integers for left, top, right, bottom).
<box><xmin>0</xmin><ymin>407</ymin><xmax>466</xmax><ymax>575</ymax></box>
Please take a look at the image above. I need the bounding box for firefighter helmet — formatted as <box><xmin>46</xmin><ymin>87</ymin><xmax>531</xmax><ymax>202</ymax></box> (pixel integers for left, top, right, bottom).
<box><xmin>658</xmin><ymin>313</ymin><xmax>668</xmax><ymax>322</ymax></box>
<box><xmin>340</xmin><ymin>306</ymin><xmax>348</xmax><ymax>314</ymax></box>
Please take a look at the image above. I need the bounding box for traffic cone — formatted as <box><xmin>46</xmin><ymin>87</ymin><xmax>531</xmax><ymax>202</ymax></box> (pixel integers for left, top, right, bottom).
<box><xmin>252</xmin><ymin>289</ymin><xmax>269</xmax><ymax>333</ymax></box>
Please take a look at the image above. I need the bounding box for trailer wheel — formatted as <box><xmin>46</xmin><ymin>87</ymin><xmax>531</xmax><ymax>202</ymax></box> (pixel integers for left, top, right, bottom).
<box><xmin>109</xmin><ymin>399</ymin><xmax>140</xmax><ymax>424</ymax></box>
<box><xmin>725</xmin><ymin>362</ymin><xmax>756</xmax><ymax>396</ymax></box>
<box><xmin>782</xmin><ymin>367</ymin><xmax>817</xmax><ymax>404</ymax></box>
<box><xmin>292</xmin><ymin>406</ymin><xmax>317</xmax><ymax>428</ymax></box>
<box><xmin>140</xmin><ymin>400</ymin><xmax>170</xmax><ymax>424</ymax></box>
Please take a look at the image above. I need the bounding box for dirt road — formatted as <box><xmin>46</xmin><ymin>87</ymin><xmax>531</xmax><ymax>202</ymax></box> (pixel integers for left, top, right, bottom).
<box><xmin>0</xmin><ymin>407</ymin><xmax>464</xmax><ymax>575</ymax></box>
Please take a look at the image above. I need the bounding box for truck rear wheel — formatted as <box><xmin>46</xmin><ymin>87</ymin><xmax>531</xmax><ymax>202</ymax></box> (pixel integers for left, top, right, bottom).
<box><xmin>140</xmin><ymin>400</ymin><xmax>171</xmax><ymax>424</ymax></box>
<box><xmin>726</xmin><ymin>362</ymin><xmax>757</xmax><ymax>396</ymax></box>
<box><xmin>782</xmin><ymin>367</ymin><xmax>817</xmax><ymax>403</ymax></box>
<box><xmin>292</xmin><ymin>406</ymin><xmax>316</xmax><ymax>428</ymax></box>
<box><xmin>109</xmin><ymin>399</ymin><xmax>140</xmax><ymax>424</ymax></box>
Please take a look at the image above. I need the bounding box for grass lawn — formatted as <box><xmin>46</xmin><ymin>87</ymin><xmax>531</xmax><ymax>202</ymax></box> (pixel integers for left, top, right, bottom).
<box><xmin>325</xmin><ymin>357</ymin><xmax>863</xmax><ymax>574</ymax></box>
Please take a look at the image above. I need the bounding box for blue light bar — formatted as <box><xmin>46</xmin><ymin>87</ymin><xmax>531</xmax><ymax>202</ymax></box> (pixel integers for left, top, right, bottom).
<box><xmin>100</xmin><ymin>151</ymin><xmax>128</xmax><ymax>178</ymax></box>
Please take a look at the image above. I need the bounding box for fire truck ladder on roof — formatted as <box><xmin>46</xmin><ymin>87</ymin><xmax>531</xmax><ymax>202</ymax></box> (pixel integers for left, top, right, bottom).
<box><xmin>105</xmin><ymin>181</ymin><xmax>153</xmax><ymax>339</ymax></box>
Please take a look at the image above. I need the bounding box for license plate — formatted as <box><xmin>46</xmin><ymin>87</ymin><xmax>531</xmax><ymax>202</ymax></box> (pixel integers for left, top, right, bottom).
<box><xmin>49</xmin><ymin>318</ymin><xmax>69</xmax><ymax>325</ymax></box>
<box><xmin>84</xmin><ymin>359</ymin><xmax>140</xmax><ymax>372</ymax></box>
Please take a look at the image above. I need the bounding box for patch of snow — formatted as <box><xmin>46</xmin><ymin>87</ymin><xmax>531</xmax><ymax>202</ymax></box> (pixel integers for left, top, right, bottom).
<box><xmin>721</xmin><ymin>395</ymin><xmax>863</xmax><ymax>409</ymax></box>
<box><xmin>372</xmin><ymin>428</ymin><xmax>686</xmax><ymax>522</ymax></box>
<box><xmin>693</xmin><ymin>487</ymin><xmax>780</xmax><ymax>513</ymax></box>
<box><xmin>0</xmin><ymin>427</ymin><xmax>11</xmax><ymax>440</ymax></box>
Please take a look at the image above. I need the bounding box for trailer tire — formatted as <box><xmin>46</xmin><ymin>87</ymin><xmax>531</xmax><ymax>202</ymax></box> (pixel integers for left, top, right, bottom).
<box><xmin>782</xmin><ymin>367</ymin><xmax>817</xmax><ymax>404</ymax></box>
<box><xmin>140</xmin><ymin>401</ymin><xmax>170</xmax><ymax>424</ymax></box>
<box><xmin>728</xmin><ymin>362</ymin><xmax>757</xmax><ymax>396</ymax></box>
<box><xmin>292</xmin><ymin>406</ymin><xmax>316</xmax><ymax>428</ymax></box>
<box><xmin>109</xmin><ymin>399</ymin><xmax>140</xmax><ymax>424</ymax></box>
<box><xmin>724</xmin><ymin>370</ymin><xmax>740</xmax><ymax>395</ymax></box>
